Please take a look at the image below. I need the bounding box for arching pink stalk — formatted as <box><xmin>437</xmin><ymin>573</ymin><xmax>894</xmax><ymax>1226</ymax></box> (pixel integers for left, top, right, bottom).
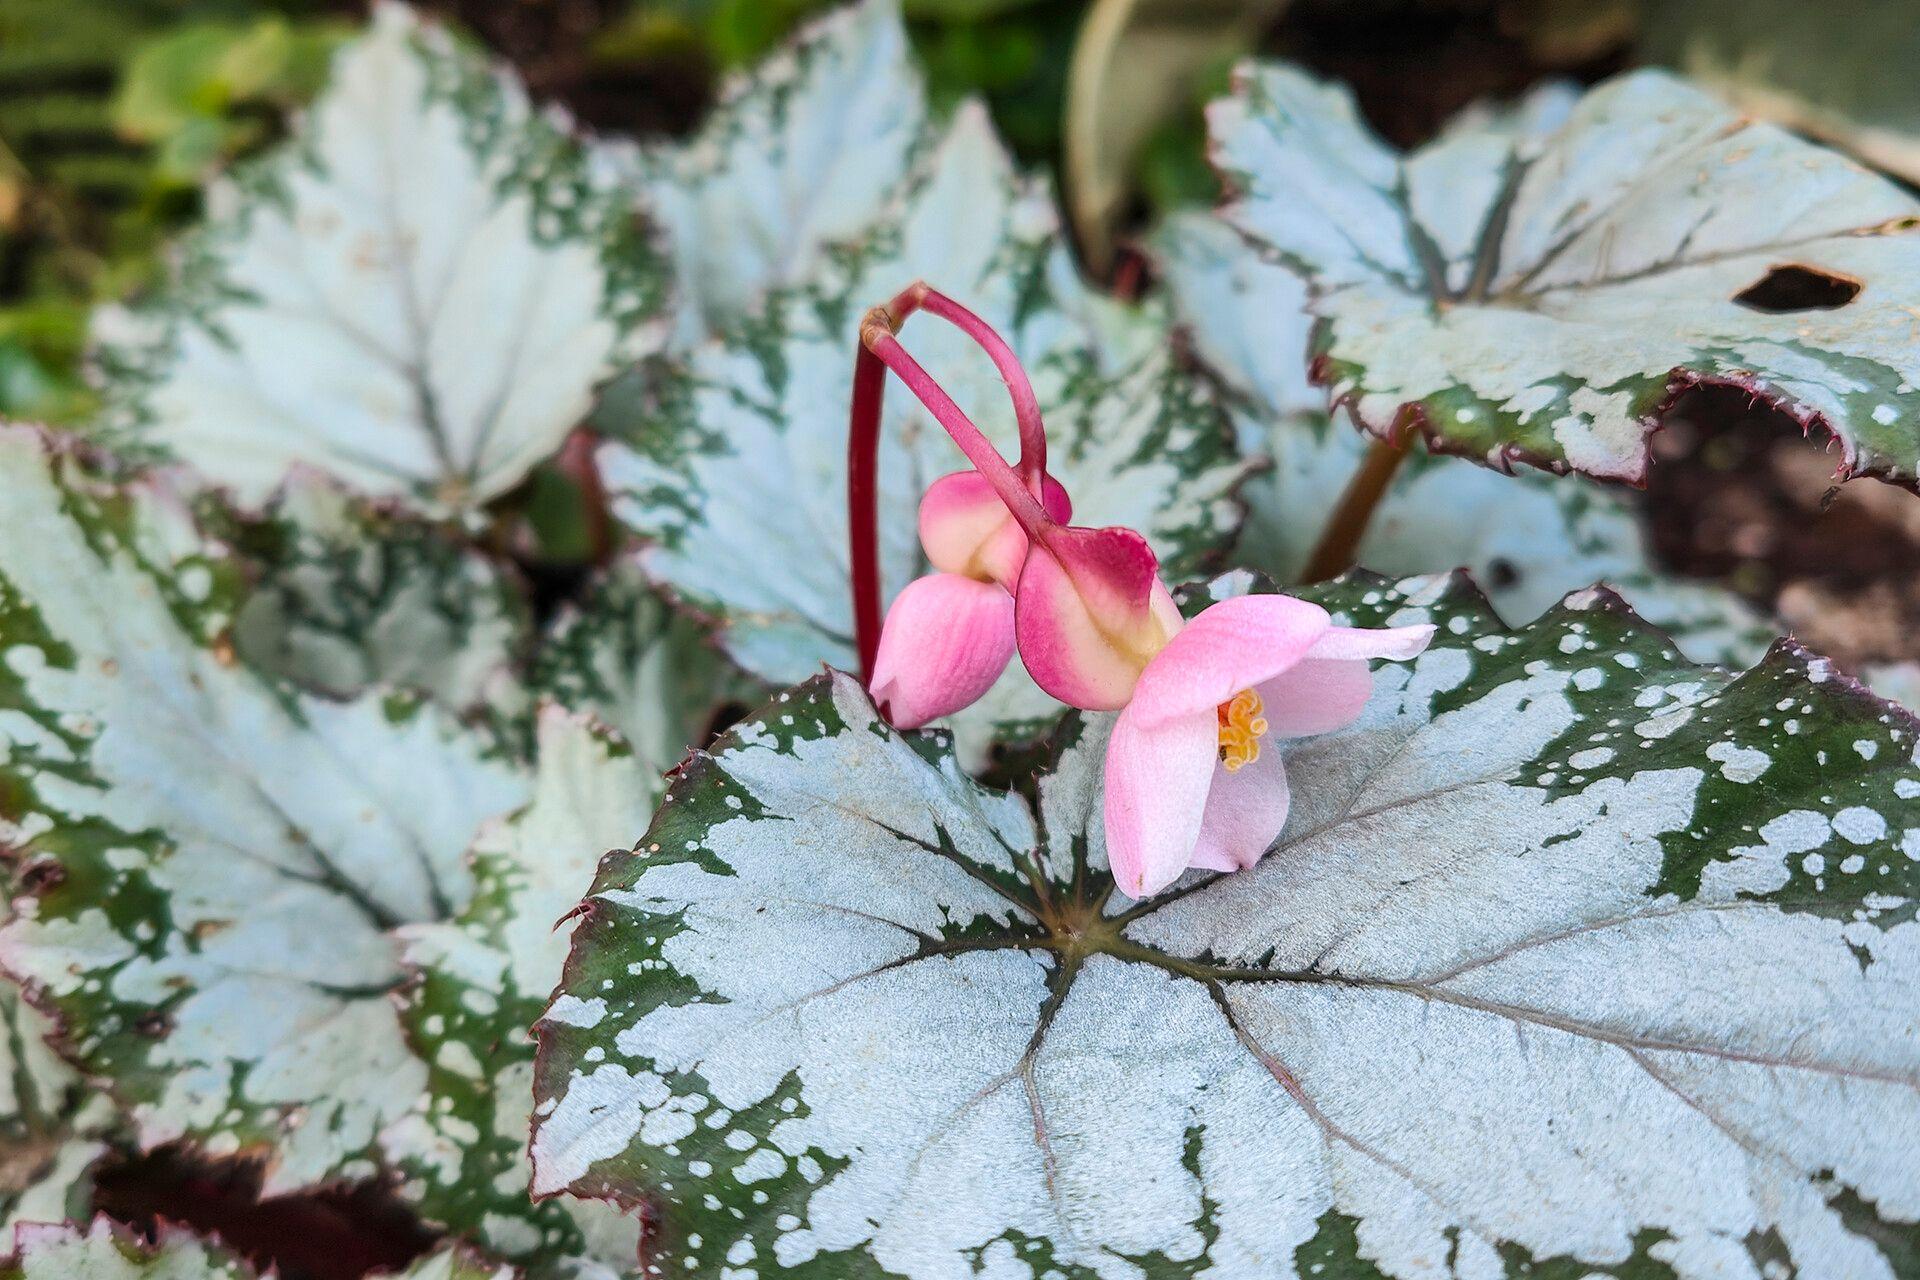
<box><xmin>912</xmin><ymin>290</ymin><xmax>1048</xmax><ymax>485</ymax></box>
<box><xmin>862</xmin><ymin>327</ymin><xmax>1053</xmax><ymax>534</ymax></box>
<box><xmin>847</xmin><ymin>281</ymin><xmax>1052</xmax><ymax>684</ymax></box>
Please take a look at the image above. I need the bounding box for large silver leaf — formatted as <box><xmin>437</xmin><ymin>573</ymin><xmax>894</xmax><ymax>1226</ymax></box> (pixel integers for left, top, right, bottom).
<box><xmin>633</xmin><ymin>0</ymin><xmax>926</xmax><ymax>348</ymax></box>
<box><xmin>392</xmin><ymin>709</ymin><xmax>652</xmax><ymax>1274</ymax></box>
<box><xmin>532</xmin><ymin>574</ymin><xmax>1920</xmax><ymax>1277</ymax></box>
<box><xmin>1213</xmin><ymin>65</ymin><xmax>1920</xmax><ymax>486</ymax></box>
<box><xmin>0</xmin><ymin>426</ymin><xmax>531</xmax><ymax>1194</ymax></box>
<box><xmin>1157</xmin><ymin>211</ymin><xmax>1775</xmax><ymax>666</ymax></box>
<box><xmin>90</xmin><ymin>3</ymin><xmax>667</xmax><ymax>519</ymax></box>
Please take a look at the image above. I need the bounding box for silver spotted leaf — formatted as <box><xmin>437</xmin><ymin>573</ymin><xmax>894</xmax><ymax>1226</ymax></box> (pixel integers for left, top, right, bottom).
<box><xmin>0</xmin><ymin>1221</ymin><xmax>516</xmax><ymax>1280</ymax></box>
<box><xmin>0</xmin><ymin>987</ymin><xmax>116</xmax><ymax>1234</ymax></box>
<box><xmin>532</xmin><ymin>573</ymin><xmax>1920</xmax><ymax>1278</ymax></box>
<box><xmin>1156</xmin><ymin>211</ymin><xmax>1775</xmax><ymax>666</ymax></box>
<box><xmin>90</xmin><ymin>3</ymin><xmax>667</xmax><ymax>519</ymax></box>
<box><xmin>1213</xmin><ymin>64</ymin><xmax>1920</xmax><ymax>486</ymax></box>
<box><xmin>382</xmin><ymin>1250</ymin><xmax>519</xmax><ymax>1280</ymax></box>
<box><xmin>0</xmin><ymin>1221</ymin><xmax>256</xmax><ymax>1280</ymax></box>
<box><xmin>393</xmin><ymin>709</ymin><xmax>653</xmax><ymax>1275</ymax></box>
<box><xmin>603</xmin><ymin>105</ymin><xmax>1246</xmax><ymax>761</ymax></box>
<box><xmin>0</xmin><ymin>426</ymin><xmax>531</xmax><ymax>1194</ymax></box>
<box><xmin>631</xmin><ymin>0</ymin><xmax>925</xmax><ymax>349</ymax></box>
<box><xmin>215</xmin><ymin>475</ymin><xmax>530</xmax><ymax>714</ymax></box>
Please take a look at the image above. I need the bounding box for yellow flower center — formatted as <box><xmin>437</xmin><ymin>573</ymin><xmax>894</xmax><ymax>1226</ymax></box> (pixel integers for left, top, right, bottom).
<box><xmin>1216</xmin><ymin>689</ymin><xmax>1269</xmax><ymax>773</ymax></box>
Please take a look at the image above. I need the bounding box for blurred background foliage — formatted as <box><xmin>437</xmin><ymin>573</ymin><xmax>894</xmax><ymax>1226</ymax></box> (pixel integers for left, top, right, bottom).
<box><xmin>1</xmin><ymin>0</ymin><xmax>1914</xmax><ymax>424</ymax></box>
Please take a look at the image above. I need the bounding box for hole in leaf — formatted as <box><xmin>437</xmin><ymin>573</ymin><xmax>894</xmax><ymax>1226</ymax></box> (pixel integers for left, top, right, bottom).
<box><xmin>1732</xmin><ymin>263</ymin><xmax>1862</xmax><ymax>313</ymax></box>
<box><xmin>1486</xmin><ymin>558</ymin><xmax>1520</xmax><ymax>590</ymax></box>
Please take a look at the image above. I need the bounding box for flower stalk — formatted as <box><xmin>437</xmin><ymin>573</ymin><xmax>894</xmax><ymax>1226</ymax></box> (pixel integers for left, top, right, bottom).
<box><xmin>847</xmin><ymin>281</ymin><xmax>1053</xmax><ymax>684</ymax></box>
<box><xmin>1300</xmin><ymin>433</ymin><xmax>1411</xmax><ymax>583</ymax></box>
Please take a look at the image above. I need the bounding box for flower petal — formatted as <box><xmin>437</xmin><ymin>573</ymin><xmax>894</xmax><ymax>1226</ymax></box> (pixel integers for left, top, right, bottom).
<box><xmin>1257</xmin><ymin>658</ymin><xmax>1374</xmax><ymax>739</ymax></box>
<box><xmin>868</xmin><ymin>573</ymin><xmax>1015</xmax><ymax>729</ymax></box>
<box><xmin>1190</xmin><ymin>745</ymin><xmax>1290</xmax><ymax>873</ymax></box>
<box><xmin>1015</xmin><ymin>525</ymin><xmax>1181</xmax><ymax>711</ymax></box>
<box><xmin>1103</xmin><ymin>702</ymin><xmax>1218</xmax><ymax>899</ymax></box>
<box><xmin>1307</xmin><ymin>623</ymin><xmax>1435</xmax><ymax>661</ymax></box>
<box><xmin>1126</xmin><ymin>593</ymin><xmax>1332</xmax><ymax>728</ymax></box>
<box><xmin>919</xmin><ymin>470</ymin><xmax>1071</xmax><ymax>590</ymax></box>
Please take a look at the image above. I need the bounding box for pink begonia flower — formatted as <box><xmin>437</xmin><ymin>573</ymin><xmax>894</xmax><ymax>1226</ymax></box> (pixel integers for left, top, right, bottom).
<box><xmin>868</xmin><ymin>470</ymin><xmax>1069</xmax><ymax>729</ymax></box>
<box><xmin>848</xmin><ymin>281</ymin><xmax>1431</xmax><ymax>892</ymax></box>
<box><xmin>1100</xmin><ymin>592</ymin><xmax>1433</xmax><ymax>898</ymax></box>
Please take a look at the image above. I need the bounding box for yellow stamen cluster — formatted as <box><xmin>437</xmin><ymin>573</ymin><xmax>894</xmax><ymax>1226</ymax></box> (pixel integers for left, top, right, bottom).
<box><xmin>1216</xmin><ymin>689</ymin><xmax>1269</xmax><ymax>773</ymax></box>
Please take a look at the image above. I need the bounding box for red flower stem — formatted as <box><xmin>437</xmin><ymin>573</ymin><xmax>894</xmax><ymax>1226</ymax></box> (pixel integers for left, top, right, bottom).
<box><xmin>846</xmin><ymin>283</ymin><xmax>1057</xmax><ymax>688</ymax></box>
<box><xmin>1301</xmin><ymin>433</ymin><xmax>1411</xmax><ymax>582</ymax></box>
<box><xmin>556</xmin><ymin>427</ymin><xmax>611</xmax><ymax>566</ymax></box>
<box><xmin>848</xmin><ymin>341</ymin><xmax>888</xmax><ymax>684</ymax></box>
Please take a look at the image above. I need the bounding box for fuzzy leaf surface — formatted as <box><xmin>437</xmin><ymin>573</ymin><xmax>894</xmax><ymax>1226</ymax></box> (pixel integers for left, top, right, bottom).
<box><xmin>0</xmin><ymin>426</ymin><xmax>530</xmax><ymax>1194</ymax></box>
<box><xmin>533</xmin><ymin>574</ymin><xmax>1920</xmax><ymax>1278</ymax></box>
<box><xmin>1214</xmin><ymin>66</ymin><xmax>1920</xmax><ymax>485</ymax></box>
<box><xmin>91</xmin><ymin>3</ymin><xmax>666</xmax><ymax>518</ymax></box>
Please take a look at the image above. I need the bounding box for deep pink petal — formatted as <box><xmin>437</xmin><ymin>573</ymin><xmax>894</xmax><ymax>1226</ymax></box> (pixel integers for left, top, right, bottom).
<box><xmin>919</xmin><ymin>471</ymin><xmax>1071</xmax><ymax>590</ymax></box>
<box><xmin>869</xmin><ymin>573</ymin><xmax>1015</xmax><ymax>729</ymax></box>
<box><xmin>1103</xmin><ymin>702</ymin><xmax>1218</xmax><ymax>899</ymax></box>
<box><xmin>1257</xmin><ymin>658</ymin><xmax>1374</xmax><ymax>739</ymax></box>
<box><xmin>1126</xmin><ymin>593</ymin><xmax>1332</xmax><ymax>728</ymax></box>
<box><xmin>1307</xmin><ymin>623</ymin><xmax>1435</xmax><ymax>661</ymax></box>
<box><xmin>1015</xmin><ymin>526</ymin><xmax>1181</xmax><ymax>711</ymax></box>
<box><xmin>1190</xmin><ymin>746</ymin><xmax>1291</xmax><ymax>872</ymax></box>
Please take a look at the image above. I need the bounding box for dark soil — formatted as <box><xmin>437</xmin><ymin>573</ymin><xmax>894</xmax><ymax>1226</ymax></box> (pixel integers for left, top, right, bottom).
<box><xmin>410</xmin><ymin>0</ymin><xmax>719</xmax><ymax>136</ymax></box>
<box><xmin>1646</xmin><ymin>387</ymin><xmax>1920</xmax><ymax>672</ymax></box>
<box><xmin>1272</xmin><ymin>0</ymin><xmax>1634</xmax><ymax>147</ymax></box>
<box><xmin>91</xmin><ymin>1146</ymin><xmax>438</xmax><ymax>1280</ymax></box>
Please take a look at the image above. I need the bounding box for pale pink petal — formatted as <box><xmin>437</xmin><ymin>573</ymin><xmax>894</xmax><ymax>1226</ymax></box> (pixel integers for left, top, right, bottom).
<box><xmin>1125</xmin><ymin>593</ymin><xmax>1332</xmax><ymax>728</ymax></box>
<box><xmin>1015</xmin><ymin>526</ymin><xmax>1181</xmax><ymax>711</ymax></box>
<box><xmin>869</xmin><ymin>573</ymin><xmax>1015</xmax><ymax>729</ymax></box>
<box><xmin>1103</xmin><ymin>701</ymin><xmax>1219</xmax><ymax>899</ymax></box>
<box><xmin>1257</xmin><ymin>658</ymin><xmax>1374</xmax><ymax>739</ymax></box>
<box><xmin>1307</xmin><ymin>623</ymin><xmax>1435</xmax><ymax>661</ymax></box>
<box><xmin>919</xmin><ymin>470</ymin><xmax>1071</xmax><ymax>590</ymax></box>
<box><xmin>1190</xmin><ymin>745</ymin><xmax>1291</xmax><ymax>872</ymax></box>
